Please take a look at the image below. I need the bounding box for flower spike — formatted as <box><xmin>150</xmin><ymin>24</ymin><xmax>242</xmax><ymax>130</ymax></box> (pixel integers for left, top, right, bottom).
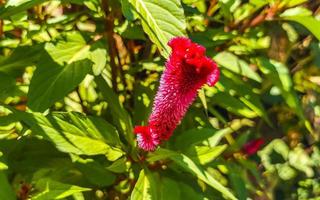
<box><xmin>134</xmin><ymin>37</ymin><xmax>220</xmax><ymax>151</ymax></box>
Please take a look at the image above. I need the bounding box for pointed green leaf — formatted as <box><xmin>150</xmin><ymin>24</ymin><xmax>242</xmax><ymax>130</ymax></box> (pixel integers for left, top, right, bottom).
<box><xmin>214</xmin><ymin>51</ymin><xmax>261</xmax><ymax>82</ymax></box>
<box><xmin>131</xmin><ymin>169</ymin><xmax>157</xmax><ymax>200</ymax></box>
<box><xmin>6</xmin><ymin>108</ymin><xmax>124</xmax><ymax>159</ymax></box>
<box><xmin>128</xmin><ymin>0</ymin><xmax>186</xmax><ymax>57</ymax></box>
<box><xmin>148</xmin><ymin>149</ymin><xmax>237</xmax><ymax>200</ymax></box>
<box><xmin>32</xmin><ymin>178</ymin><xmax>90</xmax><ymax>200</ymax></box>
<box><xmin>27</xmin><ymin>56</ymin><xmax>92</xmax><ymax>112</ymax></box>
<box><xmin>0</xmin><ymin>172</ymin><xmax>15</xmax><ymax>200</ymax></box>
<box><xmin>0</xmin><ymin>0</ymin><xmax>49</xmax><ymax>18</ymax></box>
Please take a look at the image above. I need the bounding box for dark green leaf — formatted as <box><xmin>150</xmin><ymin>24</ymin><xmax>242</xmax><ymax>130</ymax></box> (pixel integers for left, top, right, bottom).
<box><xmin>27</xmin><ymin>55</ymin><xmax>92</xmax><ymax>112</ymax></box>
<box><xmin>0</xmin><ymin>45</ymin><xmax>42</xmax><ymax>76</ymax></box>
<box><xmin>0</xmin><ymin>172</ymin><xmax>15</xmax><ymax>200</ymax></box>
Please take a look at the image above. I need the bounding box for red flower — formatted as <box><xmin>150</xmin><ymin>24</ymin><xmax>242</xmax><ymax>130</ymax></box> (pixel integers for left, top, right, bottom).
<box><xmin>134</xmin><ymin>37</ymin><xmax>220</xmax><ymax>151</ymax></box>
<box><xmin>242</xmin><ymin>138</ymin><xmax>264</xmax><ymax>156</ymax></box>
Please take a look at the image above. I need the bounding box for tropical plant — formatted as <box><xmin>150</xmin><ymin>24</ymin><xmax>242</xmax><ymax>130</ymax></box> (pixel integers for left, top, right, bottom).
<box><xmin>0</xmin><ymin>0</ymin><xmax>319</xmax><ymax>199</ymax></box>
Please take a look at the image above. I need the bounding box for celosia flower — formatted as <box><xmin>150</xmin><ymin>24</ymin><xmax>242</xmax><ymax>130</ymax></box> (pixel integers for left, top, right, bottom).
<box><xmin>242</xmin><ymin>138</ymin><xmax>264</xmax><ymax>156</ymax></box>
<box><xmin>134</xmin><ymin>37</ymin><xmax>220</xmax><ymax>151</ymax></box>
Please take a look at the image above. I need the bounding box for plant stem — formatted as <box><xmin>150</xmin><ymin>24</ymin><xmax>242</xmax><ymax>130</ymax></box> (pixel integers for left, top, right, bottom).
<box><xmin>102</xmin><ymin>0</ymin><xmax>118</xmax><ymax>92</ymax></box>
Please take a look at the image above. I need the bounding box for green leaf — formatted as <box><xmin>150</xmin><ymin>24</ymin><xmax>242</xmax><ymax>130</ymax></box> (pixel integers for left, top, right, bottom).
<box><xmin>217</xmin><ymin>72</ymin><xmax>271</xmax><ymax>124</ymax></box>
<box><xmin>228</xmin><ymin>164</ymin><xmax>248</xmax><ymax>200</ymax></box>
<box><xmin>0</xmin><ymin>0</ymin><xmax>49</xmax><ymax>18</ymax></box>
<box><xmin>148</xmin><ymin>149</ymin><xmax>237</xmax><ymax>200</ymax></box>
<box><xmin>175</xmin><ymin>128</ymin><xmax>217</xmax><ymax>151</ymax></box>
<box><xmin>44</xmin><ymin>32</ymin><xmax>90</xmax><ymax>65</ymax></box>
<box><xmin>27</xmin><ymin>55</ymin><xmax>92</xmax><ymax>112</ymax></box>
<box><xmin>120</xmin><ymin>0</ymin><xmax>136</xmax><ymax>21</ymax></box>
<box><xmin>284</xmin><ymin>0</ymin><xmax>308</xmax><ymax>7</ymax></box>
<box><xmin>255</xmin><ymin>57</ymin><xmax>312</xmax><ymax>132</ymax></box>
<box><xmin>0</xmin><ymin>151</ymin><xmax>8</xmax><ymax>171</ymax></box>
<box><xmin>44</xmin><ymin>32</ymin><xmax>107</xmax><ymax>75</ymax></box>
<box><xmin>214</xmin><ymin>52</ymin><xmax>261</xmax><ymax>82</ymax></box>
<box><xmin>6</xmin><ymin>108</ymin><xmax>124</xmax><ymax>159</ymax></box>
<box><xmin>106</xmin><ymin>157</ymin><xmax>128</xmax><ymax>173</ymax></box>
<box><xmin>53</xmin><ymin>112</ymin><xmax>122</xmax><ymax>148</ymax></box>
<box><xmin>95</xmin><ymin>75</ymin><xmax>134</xmax><ymax>147</ymax></box>
<box><xmin>128</xmin><ymin>0</ymin><xmax>186</xmax><ymax>57</ymax></box>
<box><xmin>89</xmin><ymin>48</ymin><xmax>107</xmax><ymax>76</ymax></box>
<box><xmin>131</xmin><ymin>169</ymin><xmax>157</xmax><ymax>200</ymax></box>
<box><xmin>282</xmin><ymin>16</ymin><xmax>320</xmax><ymax>41</ymax></box>
<box><xmin>211</xmin><ymin>92</ymin><xmax>258</xmax><ymax>118</ymax></box>
<box><xmin>0</xmin><ymin>172</ymin><xmax>15</xmax><ymax>200</ymax></box>
<box><xmin>186</xmin><ymin>145</ymin><xmax>227</xmax><ymax>165</ymax></box>
<box><xmin>178</xmin><ymin>181</ymin><xmax>206</xmax><ymax>200</ymax></box>
<box><xmin>32</xmin><ymin>178</ymin><xmax>90</xmax><ymax>200</ymax></box>
<box><xmin>71</xmin><ymin>155</ymin><xmax>116</xmax><ymax>187</ymax></box>
<box><xmin>0</xmin><ymin>73</ymin><xmax>18</xmax><ymax>101</ymax></box>
<box><xmin>175</xmin><ymin>119</ymin><xmax>253</xmax><ymax>151</ymax></box>
<box><xmin>233</xmin><ymin>0</ymin><xmax>268</xmax><ymax>23</ymax></box>
<box><xmin>0</xmin><ymin>45</ymin><xmax>42</xmax><ymax>76</ymax></box>
<box><xmin>159</xmin><ymin>177</ymin><xmax>180</xmax><ymax>200</ymax></box>
<box><xmin>280</xmin><ymin>6</ymin><xmax>312</xmax><ymax>17</ymax></box>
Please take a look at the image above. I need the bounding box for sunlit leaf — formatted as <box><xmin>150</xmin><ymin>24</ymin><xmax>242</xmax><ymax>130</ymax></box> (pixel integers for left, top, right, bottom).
<box><xmin>131</xmin><ymin>169</ymin><xmax>157</xmax><ymax>200</ymax></box>
<box><xmin>148</xmin><ymin>149</ymin><xmax>237</xmax><ymax>200</ymax></box>
<box><xmin>27</xmin><ymin>55</ymin><xmax>92</xmax><ymax>112</ymax></box>
<box><xmin>128</xmin><ymin>0</ymin><xmax>186</xmax><ymax>57</ymax></box>
<box><xmin>32</xmin><ymin>178</ymin><xmax>90</xmax><ymax>200</ymax></box>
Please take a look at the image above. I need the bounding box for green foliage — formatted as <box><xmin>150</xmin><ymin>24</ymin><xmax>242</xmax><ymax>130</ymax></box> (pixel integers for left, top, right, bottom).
<box><xmin>0</xmin><ymin>0</ymin><xmax>320</xmax><ymax>199</ymax></box>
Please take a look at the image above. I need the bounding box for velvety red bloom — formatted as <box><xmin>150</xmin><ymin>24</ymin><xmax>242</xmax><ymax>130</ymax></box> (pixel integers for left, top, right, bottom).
<box><xmin>134</xmin><ymin>37</ymin><xmax>220</xmax><ymax>151</ymax></box>
<box><xmin>242</xmin><ymin>138</ymin><xmax>264</xmax><ymax>156</ymax></box>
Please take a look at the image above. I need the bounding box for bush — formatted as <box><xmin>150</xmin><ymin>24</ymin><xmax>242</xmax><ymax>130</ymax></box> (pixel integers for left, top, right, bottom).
<box><xmin>0</xmin><ymin>0</ymin><xmax>319</xmax><ymax>199</ymax></box>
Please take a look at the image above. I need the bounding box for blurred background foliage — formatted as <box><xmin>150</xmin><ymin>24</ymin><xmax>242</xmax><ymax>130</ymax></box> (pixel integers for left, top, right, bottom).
<box><xmin>0</xmin><ymin>0</ymin><xmax>320</xmax><ymax>199</ymax></box>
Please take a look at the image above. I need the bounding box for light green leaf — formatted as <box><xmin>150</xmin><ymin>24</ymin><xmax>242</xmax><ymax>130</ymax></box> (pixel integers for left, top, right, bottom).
<box><xmin>0</xmin><ymin>151</ymin><xmax>8</xmax><ymax>170</ymax></box>
<box><xmin>53</xmin><ymin>112</ymin><xmax>122</xmax><ymax>148</ymax></box>
<box><xmin>186</xmin><ymin>145</ymin><xmax>227</xmax><ymax>165</ymax></box>
<box><xmin>283</xmin><ymin>0</ymin><xmax>308</xmax><ymax>7</ymax></box>
<box><xmin>27</xmin><ymin>55</ymin><xmax>92</xmax><ymax>112</ymax></box>
<box><xmin>106</xmin><ymin>157</ymin><xmax>128</xmax><ymax>173</ymax></box>
<box><xmin>280</xmin><ymin>6</ymin><xmax>312</xmax><ymax>17</ymax></box>
<box><xmin>6</xmin><ymin>108</ymin><xmax>124</xmax><ymax>159</ymax></box>
<box><xmin>0</xmin><ymin>0</ymin><xmax>49</xmax><ymax>18</ymax></box>
<box><xmin>282</xmin><ymin>16</ymin><xmax>320</xmax><ymax>41</ymax></box>
<box><xmin>131</xmin><ymin>169</ymin><xmax>157</xmax><ymax>200</ymax></box>
<box><xmin>44</xmin><ymin>32</ymin><xmax>107</xmax><ymax>75</ymax></box>
<box><xmin>45</xmin><ymin>32</ymin><xmax>90</xmax><ymax>65</ymax></box>
<box><xmin>214</xmin><ymin>52</ymin><xmax>261</xmax><ymax>82</ymax></box>
<box><xmin>32</xmin><ymin>178</ymin><xmax>90</xmax><ymax>200</ymax></box>
<box><xmin>128</xmin><ymin>0</ymin><xmax>186</xmax><ymax>57</ymax></box>
<box><xmin>148</xmin><ymin>149</ymin><xmax>237</xmax><ymax>200</ymax></box>
<box><xmin>89</xmin><ymin>48</ymin><xmax>107</xmax><ymax>76</ymax></box>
